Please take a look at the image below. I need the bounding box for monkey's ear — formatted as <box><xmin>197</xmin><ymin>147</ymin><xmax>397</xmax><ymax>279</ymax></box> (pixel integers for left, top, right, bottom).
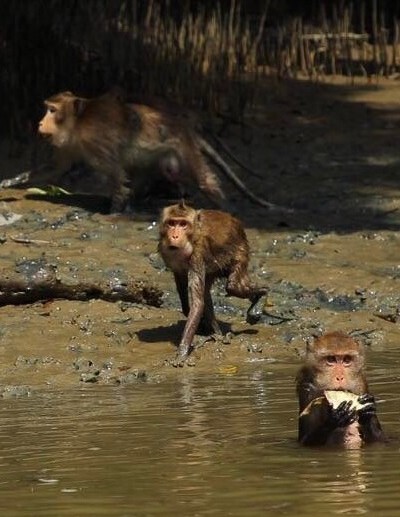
<box><xmin>73</xmin><ymin>98</ymin><xmax>88</xmax><ymax>117</ymax></box>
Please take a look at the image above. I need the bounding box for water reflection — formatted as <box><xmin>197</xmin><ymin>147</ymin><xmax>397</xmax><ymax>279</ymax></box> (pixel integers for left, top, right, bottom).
<box><xmin>0</xmin><ymin>351</ymin><xmax>398</xmax><ymax>517</ymax></box>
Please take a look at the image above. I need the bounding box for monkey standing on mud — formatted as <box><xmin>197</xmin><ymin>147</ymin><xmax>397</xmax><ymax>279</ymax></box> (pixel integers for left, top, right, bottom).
<box><xmin>36</xmin><ymin>90</ymin><xmax>281</xmax><ymax>212</ymax></box>
<box><xmin>38</xmin><ymin>90</ymin><xmax>224</xmax><ymax>212</ymax></box>
<box><xmin>296</xmin><ymin>331</ymin><xmax>386</xmax><ymax>447</ymax></box>
<box><xmin>158</xmin><ymin>201</ymin><xmax>267</xmax><ymax>366</ymax></box>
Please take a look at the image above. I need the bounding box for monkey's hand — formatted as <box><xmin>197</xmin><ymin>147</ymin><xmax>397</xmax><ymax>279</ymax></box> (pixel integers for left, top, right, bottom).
<box><xmin>358</xmin><ymin>393</ymin><xmax>375</xmax><ymax>406</ymax></box>
<box><xmin>330</xmin><ymin>400</ymin><xmax>357</xmax><ymax>428</ymax></box>
<box><xmin>357</xmin><ymin>394</ymin><xmax>377</xmax><ymax>423</ymax></box>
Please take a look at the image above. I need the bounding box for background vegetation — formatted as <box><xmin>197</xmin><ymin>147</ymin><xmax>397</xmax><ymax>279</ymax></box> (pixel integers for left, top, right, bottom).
<box><xmin>1</xmin><ymin>0</ymin><xmax>400</xmax><ymax>145</ymax></box>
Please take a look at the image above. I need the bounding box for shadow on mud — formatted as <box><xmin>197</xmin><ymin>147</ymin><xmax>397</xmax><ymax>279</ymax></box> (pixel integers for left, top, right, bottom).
<box><xmin>2</xmin><ymin>77</ymin><xmax>400</xmax><ymax>234</ymax></box>
<box><xmin>137</xmin><ymin>320</ymin><xmax>259</xmax><ymax>346</ymax></box>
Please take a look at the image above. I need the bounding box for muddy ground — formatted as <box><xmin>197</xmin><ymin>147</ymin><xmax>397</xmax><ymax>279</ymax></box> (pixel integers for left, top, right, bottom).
<box><xmin>0</xmin><ymin>75</ymin><xmax>399</xmax><ymax>392</ymax></box>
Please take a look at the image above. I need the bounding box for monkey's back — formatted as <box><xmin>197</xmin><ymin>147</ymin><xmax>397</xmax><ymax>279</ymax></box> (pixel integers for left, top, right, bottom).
<box><xmin>75</xmin><ymin>95</ymin><xmax>134</xmax><ymax>162</ymax></box>
<box><xmin>131</xmin><ymin>104</ymin><xmax>191</xmax><ymax>142</ymax></box>
<box><xmin>194</xmin><ymin>210</ymin><xmax>250</xmax><ymax>274</ymax></box>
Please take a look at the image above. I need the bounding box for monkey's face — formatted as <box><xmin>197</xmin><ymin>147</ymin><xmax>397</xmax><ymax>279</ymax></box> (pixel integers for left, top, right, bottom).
<box><xmin>315</xmin><ymin>352</ymin><xmax>363</xmax><ymax>392</ymax></box>
<box><xmin>165</xmin><ymin>217</ymin><xmax>193</xmax><ymax>252</ymax></box>
<box><xmin>159</xmin><ymin>216</ymin><xmax>194</xmax><ymax>272</ymax></box>
<box><xmin>38</xmin><ymin>103</ymin><xmax>59</xmax><ymax>136</ymax></box>
<box><xmin>38</xmin><ymin>92</ymin><xmax>79</xmax><ymax>147</ymax></box>
<box><xmin>307</xmin><ymin>333</ymin><xmax>367</xmax><ymax>394</ymax></box>
<box><xmin>38</xmin><ymin>102</ymin><xmax>71</xmax><ymax>147</ymax></box>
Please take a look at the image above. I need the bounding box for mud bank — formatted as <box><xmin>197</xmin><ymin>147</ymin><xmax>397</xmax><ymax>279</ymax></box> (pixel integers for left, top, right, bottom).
<box><xmin>0</xmin><ymin>76</ymin><xmax>399</xmax><ymax>391</ymax></box>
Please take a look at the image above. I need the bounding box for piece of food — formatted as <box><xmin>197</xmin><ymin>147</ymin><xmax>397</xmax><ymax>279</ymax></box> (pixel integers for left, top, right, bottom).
<box><xmin>324</xmin><ymin>390</ymin><xmax>371</xmax><ymax>411</ymax></box>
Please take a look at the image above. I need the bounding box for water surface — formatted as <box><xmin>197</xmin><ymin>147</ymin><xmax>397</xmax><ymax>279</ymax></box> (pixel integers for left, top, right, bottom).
<box><xmin>0</xmin><ymin>350</ymin><xmax>399</xmax><ymax>517</ymax></box>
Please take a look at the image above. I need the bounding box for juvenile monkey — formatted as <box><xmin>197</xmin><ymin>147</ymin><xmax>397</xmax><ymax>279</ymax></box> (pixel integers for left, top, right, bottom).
<box><xmin>158</xmin><ymin>201</ymin><xmax>267</xmax><ymax>365</ymax></box>
<box><xmin>296</xmin><ymin>331</ymin><xmax>385</xmax><ymax>447</ymax></box>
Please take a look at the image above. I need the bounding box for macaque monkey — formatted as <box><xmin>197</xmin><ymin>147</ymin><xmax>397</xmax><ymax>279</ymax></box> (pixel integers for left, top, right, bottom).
<box><xmin>158</xmin><ymin>201</ymin><xmax>267</xmax><ymax>365</ymax></box>
<box><xmin>296</xmin><ymin>332</ymin><xmax>385</xmax><ymax>447</ymax></box>
<box><xmin>36</xmin><ymin>91</ymin><xmax>256</xmax><ymax>212</ymax></box>
<box><xmin>38</xmin><ymin>91</ymin><xmax>133</xmax><ymax>211</ymax></box>
<box><xmin>37</xmin><ymin>90</ymin><xmax>283</xmax><ymax>213</ymax></box>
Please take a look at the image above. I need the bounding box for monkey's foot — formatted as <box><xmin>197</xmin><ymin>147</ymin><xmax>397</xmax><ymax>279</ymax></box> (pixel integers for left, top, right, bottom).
<box><xmin>198</xmin><ymin>332</ymin><xmax>232</xmax><ymax>347</ymax></box>
<box><xmin>109</xmin><ymin>189</ymin><xmax>131</xmax><ymax>214</ymax></box>
<box><xmin>246</xmin><ymin>295</ymin><xmax>267</xmax><ymax>324</ymax></box>
<box><xmin>164</xmin><ymin>344</ymin><xmax>196</xmax><ymax>368</ymax></box>
<box><xmin>165</xmin><ymin>353</ymin><xmax>196</xmax><ymax>368</ymax></box>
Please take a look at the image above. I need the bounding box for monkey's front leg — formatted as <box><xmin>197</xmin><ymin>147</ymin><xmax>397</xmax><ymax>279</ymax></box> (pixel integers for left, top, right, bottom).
<box><xmin>173</xmin><ymin>265</ymin><xmax>205</xmax><ymax>366</ymax></box>
<box><xmin>174</xmin><ymin>272</ymin><xmax>189</xmax><ymax>316</ymax></box>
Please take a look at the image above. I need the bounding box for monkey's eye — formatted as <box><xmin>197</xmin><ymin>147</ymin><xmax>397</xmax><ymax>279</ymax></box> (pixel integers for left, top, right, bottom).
<box><xmin>326</xmin><ymin>355</ymin><xmax>336</xmax><ymax>365</ymax></box>
<box><xmin>48</xmin><ymin>106</ymin><xmax>56</xmax><ymax>114</ymax></box>
<box><xmin>178</xmin><ymin>221</ymin><xmax>187</xmax><ymax>229</ymax></box>
<box><xmin>343</xmin><ymin>355</ymin><xmax>353</xmax><ymax>365</ymax></box>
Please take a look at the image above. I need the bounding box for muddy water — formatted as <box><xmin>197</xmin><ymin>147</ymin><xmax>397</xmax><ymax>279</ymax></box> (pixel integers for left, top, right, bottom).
<box><xmin>0</xmin><ymin>349</ymin><xmax>398</xmax><ymax>517</ymax></box>
<box><xmin>0</xmin><ymin>77</ymin><xmax>400</xmax><ymax>515</ymax></box>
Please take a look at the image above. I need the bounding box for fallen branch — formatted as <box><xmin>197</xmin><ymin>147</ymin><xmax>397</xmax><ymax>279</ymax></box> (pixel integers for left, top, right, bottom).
<box><xmin>0</xmin><ymin>267</ymin><xmax>163</xmax><ymax>307</ymax></box>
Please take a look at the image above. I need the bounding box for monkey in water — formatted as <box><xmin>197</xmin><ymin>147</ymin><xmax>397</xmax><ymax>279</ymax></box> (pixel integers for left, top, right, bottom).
<box><xmin>158</xmin><ymin>201</ymin><xmax>267</xmax><ymax>366</ymax></box>
<box><xmin>296</xmin><ymin>331</ymin><xmax>386</xmax><ymax>447</ymax></box>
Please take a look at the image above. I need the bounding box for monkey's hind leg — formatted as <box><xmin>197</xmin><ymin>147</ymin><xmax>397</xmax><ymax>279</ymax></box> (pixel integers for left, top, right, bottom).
<box><xmin>225</xmin><ymin>263</ymin><xmax>267</xmax><ymax>324</ymax></box>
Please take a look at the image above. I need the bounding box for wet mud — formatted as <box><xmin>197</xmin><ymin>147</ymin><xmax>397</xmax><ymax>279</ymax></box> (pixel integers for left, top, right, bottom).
<box><xmin>0</xmin><ymin>76</ymin><xmax>399</xmax><ymax>391</ymax></box>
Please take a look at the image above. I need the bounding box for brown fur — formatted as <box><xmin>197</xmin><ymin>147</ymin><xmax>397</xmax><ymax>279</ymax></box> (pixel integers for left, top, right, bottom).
<box><xmin>296</xmin><ymin>332</ymin><xmax>385</xmax><ymax>447</ymax></box>
<box><xmin>39</xmin><ymin>91</ymin><xmax>135</xmax><ymax>211</ymax></box>
<box><xmin>38</xmin><ymin>91</ymin><xmax>224</xmax><ymax>212</ymax></box>
<box><xmin>158</xmin><ymin>201</ymin><xmax>267</xmax><ymax>365</ymax></box>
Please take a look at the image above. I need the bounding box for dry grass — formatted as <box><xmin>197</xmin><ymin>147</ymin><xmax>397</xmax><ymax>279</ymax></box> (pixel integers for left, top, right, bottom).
<box><xmin>1</xmin><ymin>0</ymin><xmax>399</xmax><ymax>146</ymax></box>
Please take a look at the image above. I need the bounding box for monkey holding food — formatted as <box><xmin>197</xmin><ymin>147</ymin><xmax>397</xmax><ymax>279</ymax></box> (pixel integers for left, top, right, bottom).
<box><xmin>158</xmin><ymin>201</ymin><xmax>267</xmax><ymax>365</ymax></box>
<box><xmin>296</xmin><ymin>331</ymin><xmax>386</xmax><ymax>447</ymax></box>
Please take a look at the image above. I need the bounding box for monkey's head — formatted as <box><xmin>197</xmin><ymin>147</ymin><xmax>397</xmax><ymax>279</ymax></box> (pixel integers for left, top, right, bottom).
<box><xmin>159</xmin><ymin>201</ymin><xmax>198</xmax><ymax>268</ymax></box>
<box><xmin>38</xmin><ymin>91</ymin><xmax>88</xmax><ymax>147</ymax></box>
<box><xmin>306</xmin><ymin>332</ymin><xmax>367</xmax><ymax>394</ymax></box>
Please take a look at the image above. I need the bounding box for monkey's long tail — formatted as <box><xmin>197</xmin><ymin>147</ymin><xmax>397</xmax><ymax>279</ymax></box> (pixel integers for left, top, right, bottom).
<box><xmin>206</xmin><ymin>133</ymin><xmax>264</xmax><ymax>180</ymax></box>
<box><xmin>197</xmin><ymin>137</ymin><xmax>292</xmax><ymax>213</ymax></box>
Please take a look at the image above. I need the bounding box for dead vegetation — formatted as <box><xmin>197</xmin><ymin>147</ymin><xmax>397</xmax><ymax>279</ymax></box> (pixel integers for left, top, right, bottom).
<box><xmin>2</xmin><ymin>0</ymin><xmax>400</xmax><ymax>154</ymax></box>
